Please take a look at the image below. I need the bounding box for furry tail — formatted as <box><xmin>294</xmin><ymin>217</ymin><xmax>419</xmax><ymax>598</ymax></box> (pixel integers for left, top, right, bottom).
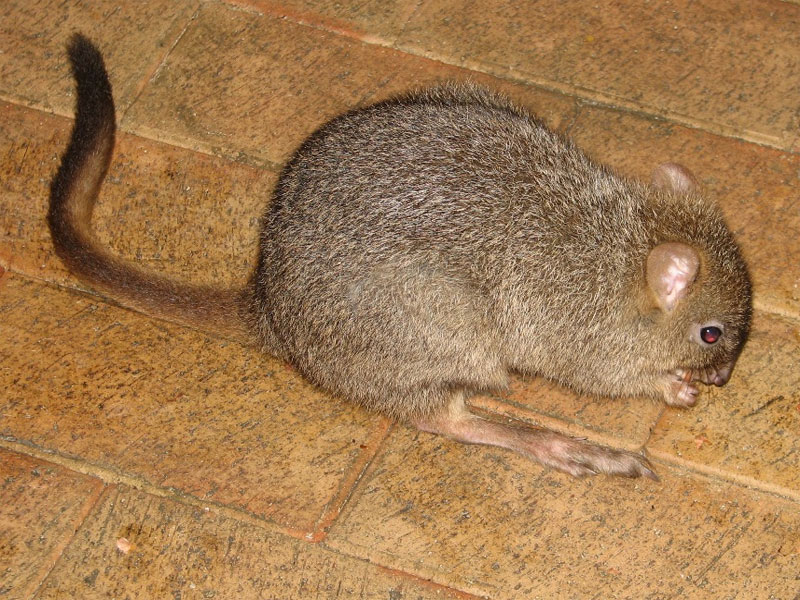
<box><xmin>48</xmin><ymin>34</ymin><xmax>251</xmax><ymax>342</ymax></box>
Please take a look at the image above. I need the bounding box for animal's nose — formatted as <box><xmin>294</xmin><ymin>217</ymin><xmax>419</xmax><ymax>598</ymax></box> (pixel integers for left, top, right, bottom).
<box><xmin>712</xmin><ymin>363</ymin><xmax>733</xmax><ymax>386</ymax></box>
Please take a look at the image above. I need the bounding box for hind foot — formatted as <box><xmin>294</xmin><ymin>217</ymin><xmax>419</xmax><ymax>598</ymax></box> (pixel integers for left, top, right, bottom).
<box><xmin>414</xmin><ymin>392</ymin><xmax>658</xmax><ymax>480</ymax></box>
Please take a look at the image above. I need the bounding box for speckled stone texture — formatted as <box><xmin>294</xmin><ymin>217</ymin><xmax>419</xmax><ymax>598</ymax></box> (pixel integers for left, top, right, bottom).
<box><xmin>0</xmin><ymin>451</ymin><xmax>103</xmax><ymax>598</ymax></box>
<box><xmin>0</xmin><ymin>274</ymin><xmax>385</xmax><ymax>535</ymax></box>
<box><xmin>35</xmin><ymin>485</ymin><xmax>474</xmax><ymax>599</ymax></box>
<box><xmin>1</xmin><ymin>0</ymin><xmax>798</xmax><ymax>598</ymax></box>
<box><xmin>325</xmin><ymin>427</ymin><xmax>800</xmax><ymax>599</ymax></box>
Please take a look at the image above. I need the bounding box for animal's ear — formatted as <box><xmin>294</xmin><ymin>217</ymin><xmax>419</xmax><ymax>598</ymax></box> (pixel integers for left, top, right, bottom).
<box><xmin>646</xmin><ymin>242</ymin><xmax>700</xmax><ymax>312</ymax></box>
<box><xmin>651</xmin><ymin>162</ymin><xmax>698</xmax><ymax>195</ymax></box>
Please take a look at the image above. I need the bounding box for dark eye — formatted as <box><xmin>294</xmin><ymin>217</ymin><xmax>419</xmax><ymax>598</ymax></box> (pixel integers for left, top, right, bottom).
<box><xmin>700</xmin><ymin>326</ymin><xmax>722</xmax><ymax>344</ymax></box>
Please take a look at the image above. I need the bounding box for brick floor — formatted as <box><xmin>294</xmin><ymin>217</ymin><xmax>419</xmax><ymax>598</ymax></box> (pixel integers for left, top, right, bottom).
<box><xmin>1</xmin><ymin>1</ymin><xmax>798</xmax><ymax>598</ymax></box>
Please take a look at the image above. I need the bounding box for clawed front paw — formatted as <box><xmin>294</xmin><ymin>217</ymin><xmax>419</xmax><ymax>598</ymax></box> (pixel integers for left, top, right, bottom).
<box><xmin>663</xmin><ymin>369</ymin><xmax>700</xmax><ymax>407</ymax></box>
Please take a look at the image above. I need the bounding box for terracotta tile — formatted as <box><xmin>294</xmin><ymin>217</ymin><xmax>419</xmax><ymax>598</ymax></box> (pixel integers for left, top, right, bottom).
<box><xmin>0</xmin><ymin>0</ymin><xmax>199</xmax><ymax>116</ymax></box>
<box><xmin>0</xmin><ymin>102</ymin><xmax>60</xmax><ymax>278</ymax></box>
<box><xmin>569</xmin><ymin>105</ymin><xmax>800</xmax><ymax>319</ymax></box>
<box><xmin>113</xmin><ymin>364</ymin><xmax>390</xmax><ymax>533</ymax></box>
<box><xmin>695</xmin><ymin>507</ymin><xmax>800</xmax><ymax>598</ymax></box>
<box><xmin>0</xmin><ymin>450</ymin><xmax>103</xmax><ymax>599</ymax></box>
<box><xmin>0</xmin><ymin>273</ymin><xmax>226</xmax><ymax>458</ymax></box>
<box><xmin>327</xmin><ymin>426</ymin><xmax>800</xmax><ymax>599</ymax></box>
<box><xmin>35</xmin><ymin>484</ymin><xmax>475</xmax><ymax>599</ymax></box>
<box><xmin>1</xmin><ymin>277</ymin><xmax>174</xmax><ymax>460</ymax></box>
<box><xmin>123</xmin><ymin>3</ymin><xmax>576</xmax><ymax>167</ymax></box>
<box><xmin>0</xmin><ymin>101</ymin><xmax>268</xmax><ymax>289</ymax></box>
<box><xmin>650</xmin><ymin>311</ymin><xmax>800</xmax><ymax>499</ymax></box>
<box><xmin>397</xmin><ymin>0</ymin><xmax>800</xmax><ymax>150</ymax></box>
<box><xmin>0</xmin><ymin>274</ymin><xmax>383</xmax><ymax>533</ymax></box>
<box><xmin>231</xmin><ymin>0</ymin><xmax>420</xmax><ymax>44</ymax></box>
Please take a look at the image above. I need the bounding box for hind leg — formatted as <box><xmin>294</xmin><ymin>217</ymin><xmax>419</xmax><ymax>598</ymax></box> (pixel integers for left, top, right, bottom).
<box><xmin>413</xmin><ymin>392</ymin><xmax>658</xmax><ymax>479</ymax></box>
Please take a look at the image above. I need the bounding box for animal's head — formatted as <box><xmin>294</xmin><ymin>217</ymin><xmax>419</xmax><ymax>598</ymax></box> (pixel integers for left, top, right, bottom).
<box><xmin>639</xmin><ymin>163</ymin><xmax>752</xmax><ymax>406</ymax></box>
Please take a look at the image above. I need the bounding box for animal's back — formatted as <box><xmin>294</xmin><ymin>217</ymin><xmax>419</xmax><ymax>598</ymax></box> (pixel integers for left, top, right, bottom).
<box><xmin>249</xmin><ymin>85</ymin><xmax>645</xmax><ymax>415</ymax></box>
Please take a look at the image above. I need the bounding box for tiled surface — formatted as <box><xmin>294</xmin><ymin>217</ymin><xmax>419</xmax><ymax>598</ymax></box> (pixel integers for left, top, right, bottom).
<box><xmin>326</xmin><ymin>427</ymin><xmax>800</xmax><ymax>599</ymax></box>
<box><xmin>123</xmin><ymin>2</ymin><xmax>577</xmax><ymax>167</ymax></box>
<box><xmin>237</xmin><ymin>0</ymin><xmax>800</xmax><ymax>150</ymax></box>
<box><xmin>0</xmin><ymin>274</ymin><xmax>384</xmax><ymax>534</ymax></box>
<box><xmin>477</xmin><ymin>377</ymin><xmax>663</xmax><ymax>449</ymax></box>
<box><xmin>36</xmin><ymin>484</ymin><xmax>474</xmax><ymax>600</ymax></box>
<box><xmin>237</xmin><ymin>0</ymin><xmax>420</xmax><ymax>44</ymax></box>
<box><xmin>253</xmin><ymin>0</ymin><xmax>800</xmax><ymax>150</ymax></box>
<box><xmin>1</xmin><ymin>0</ymin><xmax>798</xmax><ymax>597</ymax></box>
<box><xmin>0</xmin><ymin>101</ymin><xmax>267</xmax><ymax>288</ymax></box>
<box><xmin>398</xmin><ymin>0</ymin><xmax>800</xmax><ymax>150</ymax></box>
<box><xmin>649</xmin><ymin>311</ymin><xmax>800</xmax><ymax>498</ymax></box>
<box><xmin>0</xmin><ymin>0</ymin><xmax>199</xmax><ymax>116</ymax></box>
<box><xmin>0</xmin><ymin>450</ymin><xmax>103</xmax><ymax>599</ymax></box>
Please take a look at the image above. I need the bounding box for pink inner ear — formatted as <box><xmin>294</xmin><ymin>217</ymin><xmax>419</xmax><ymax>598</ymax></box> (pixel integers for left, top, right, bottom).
<box><xmin>651</xmin><ymin>162</ymin><xmax>698</xmax><ymax>195</ymax></box>
<box><xmin>647</xmin><ymin>243</ymin><xmax>700</xmax><ymax>311</ymax></box>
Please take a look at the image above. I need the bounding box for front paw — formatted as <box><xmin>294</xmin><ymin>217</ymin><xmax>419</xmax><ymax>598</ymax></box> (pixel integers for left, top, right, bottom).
<box><xmin>662</xmin><ymin>370</ymin><xmax>699</xmax><ymax>407</ymax></box>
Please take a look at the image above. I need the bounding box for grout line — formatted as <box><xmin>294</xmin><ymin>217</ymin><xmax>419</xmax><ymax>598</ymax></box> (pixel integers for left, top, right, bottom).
<box><xmin>27</xmin><ymin>478</ymin><xmax>109</xmax><ymax>599</ymax></box>
<box><xmin>0</xmin><ymin>436</ymin><xmax>309</xmax><ymax>541</ymax></box>
<box><xmin>0</xmin><ymin>92</ymin><xmax>73</xmax><ymax>121</ymax></box>
<box><xmin>0</xmin><ymin>95</ymin><xmax>282</xmax><ymax>175</ymax></box>
<box><xmin>647</xmin><ymin>446</ymin><xmax>800</xmax><ymax>504</ymax></box>
<box><xmin>421</xmin><ymin>55</ymin><xmax>791</xmax><ymax>154</ymax></box>
<box><xmin>0</xmin><ymin>267</ymin><xmax>248</xmax><ymax>347</ymax></box>
<box><xmin>372</xmin><ymin>563</ymin><xmax>487</xmax><ymax>600</ymax></box>
<box><xmin>217</xmin><ymin>0</ymin><xmax>798</xmax><ymax>156</ymax></box>
<box><xmin>313</xmin><ymin>526</ymin><xmax>489</xmax><ymax>599</ymax></box>
<box><xmin>471</xmin><ymin>395</ymin><xmax>800</xmax><ymax>505</ymax></box>
<box><xmin>119</xmin><ymin>121</ymin><xmax>282</xmax><ymax>171</ymax></box>
<box><xmin>222</xmin><ymin>0</ymin><xmax>383</xmax><ymax>45</ymax></box>
<box><xmin>308</xmin><ymin>417</ymin><xmax>394</xmax><ymax>542</ymax></box>
<box><xmin>119</xmin><ymin>6</ymin><xmax>201</xmax><ymax>123</ymax></box>
<box><xmin>440</xmin><ymin>54</ymin><xmax>790</xmax><ymax>152</ymax></box>
<box><xmin>1</xmin><ymin>443</ymin><xmax>486</xmax><ymax>598</ymax></box>
<box><xmin>753</xmin><ymin>299</ymin><xmax>800</xmax><ymax>327</ymax></box>
<box><xmin>471</xmin><ymin>394</ymin><xmax>654</xmax><ymax>452</ymax></box>
<box><xmin>319</xmin><ymin>537</ymin><xmax>491</xmax><ymax>599</ymax></box>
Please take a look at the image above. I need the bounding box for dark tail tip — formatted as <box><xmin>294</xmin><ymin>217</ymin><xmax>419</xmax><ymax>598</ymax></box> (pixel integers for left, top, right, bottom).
<box><xmin>48</xmin><ymin>33</ymin><xmax>116</xmax><ymax>244</ymax></box>
<box><xmin>65</xmin><ymin>33</ymin><xmax>114</xmax><ymax>117</ymax></box>
<box><xmin>67</xmin><ymin>33</ymin><xmax>105</xmax><ymax>77</ymax></box>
